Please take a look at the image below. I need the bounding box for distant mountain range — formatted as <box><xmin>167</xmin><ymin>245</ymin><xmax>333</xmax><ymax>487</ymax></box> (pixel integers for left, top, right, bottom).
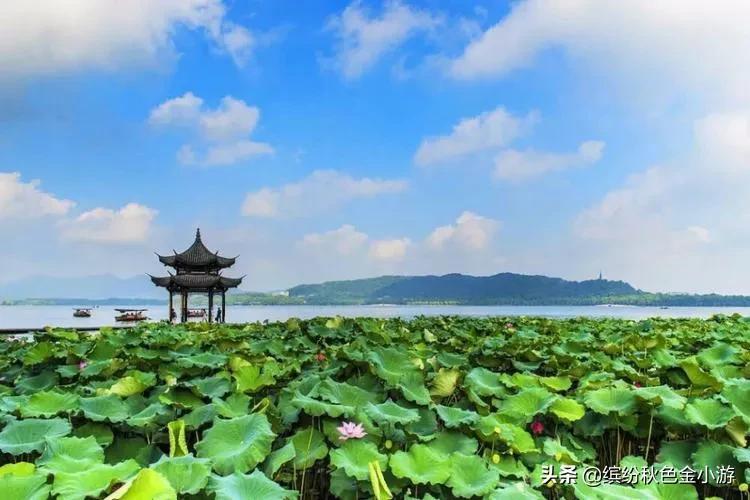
<box><xmin>4</xmin><ymin>272</ymin><xmax>750</xmax><ymax>307</ymax></box>
<box><xmin>284</xmin><ymin>273</ymin><xmax>750</xmax><ymax>306</ymax></box>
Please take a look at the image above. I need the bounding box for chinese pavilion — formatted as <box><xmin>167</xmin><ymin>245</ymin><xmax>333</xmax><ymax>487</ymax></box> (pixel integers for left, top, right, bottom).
<box><xmin>150</xmin><ymin>229</ymin><xmax>243</xmax><ymax>323</ymax></box>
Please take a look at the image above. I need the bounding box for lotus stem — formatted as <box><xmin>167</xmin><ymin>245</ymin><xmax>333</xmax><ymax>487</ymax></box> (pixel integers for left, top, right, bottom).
<box><xmin>644</xmin><ymin>409</ymin><xmax>654</xmax><ymax>461</ymax></box>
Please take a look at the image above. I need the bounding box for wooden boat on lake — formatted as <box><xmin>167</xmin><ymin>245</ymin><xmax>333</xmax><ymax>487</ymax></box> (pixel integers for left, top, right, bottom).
<box><xmin>187</xmin><ymin>308</ymin><xmax>206</xmax><ymax>318</ymax></box>
<box><xmin>114</xmin><ymin>309</ymin><xmax>148</xmax><ymax>322</ymax></box>
<box><xmin>73</xmin><ymin>308</ymin><xmax>92</xmax><ymax>318</ymax></box>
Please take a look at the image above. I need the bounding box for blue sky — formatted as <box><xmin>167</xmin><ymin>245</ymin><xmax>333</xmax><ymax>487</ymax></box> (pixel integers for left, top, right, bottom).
<box><xmin>1</xmin><ymin>1</ymin><xmax>749</xmax><ymax>293</ymax></box>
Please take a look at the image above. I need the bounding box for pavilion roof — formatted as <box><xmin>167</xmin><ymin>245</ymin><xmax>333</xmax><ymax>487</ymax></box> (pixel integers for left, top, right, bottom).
<box><xmin>156</xmin><ymin>229</ymin><xmax>237</xmax><ymax>270</ymax></box>
<box><xmin>149</xmin><ymin>273</ymin><xmax>243</xmax><ymax>291</ymax></box>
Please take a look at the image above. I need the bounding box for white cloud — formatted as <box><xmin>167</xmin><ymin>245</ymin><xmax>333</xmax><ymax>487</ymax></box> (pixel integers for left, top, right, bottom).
<box><xmin>301</xmin><ymin>225</ymin><xmax>369</xmax><ymax>256</ymax></box>
<box><xmin>427</xmin><ymin>211</ymin><xmax>499</xmax><ymax>251</ymax></box>
<box><xmin>0</xmin><ymin>172</ymin><xmax>74</xmax><ymax>219</ymax></box>
<box><xmin>242</xmin><ymin>170</ymin><xmax>408</xmax><ymax>218</ymax></box>
<box><xmin>149</xmin><ymin>93</ymin><xmax>272</xmax><ymax>166</ymax></box>
<box><xmin>369</xmin><ymin>238</ymin><xmax>411</xmax><ymax>261</ymax></box>
<box><xmin>148</xmin><ymin>92</ymin><xmax>203</xmax><ymax>127</ymax></box>
<box><xmin>572</xmin><ymin>111</ymin><xmax>750</xmax><ymax>293</ymax></box>
<box><xmin>326</xmin><ymin>0</ymin><xmax>440</xmax><ymax>79</ymax></box>
<box><xmin>0</xmin><ymin>0</ymin><xmax>255</xmax><ymax>78</ymax></box>
<box><xmin>494</xmin><ymin>140</ymin><xmax>604</xmax><ymax>181</ymax></box>
<box><xmin>414</xmin><ymin>107</ymin><xmax>537</xmax><ymax>166</ymax></box>
<box><xmin>448</xmin><ymin>0</ymin><xmax>750</xmax><ymax>105</ymax></box>
<box><xmin>61</xmin><ymin>203</ymin><xmax>157</xmax><ymax>244</ymax></box>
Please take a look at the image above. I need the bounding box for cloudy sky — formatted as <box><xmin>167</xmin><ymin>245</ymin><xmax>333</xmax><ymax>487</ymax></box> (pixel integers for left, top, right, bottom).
<box><xmin>1</xmin><ymin>0</ymin><xmax>748</xmax><ymax>293</ymax></box>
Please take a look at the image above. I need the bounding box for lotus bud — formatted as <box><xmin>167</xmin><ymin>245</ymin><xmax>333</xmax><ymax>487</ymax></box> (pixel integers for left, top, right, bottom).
<box><xmin>530</xmin><ymin>420</ymin><xmax>544</xmax><ymax>436</ymax></box>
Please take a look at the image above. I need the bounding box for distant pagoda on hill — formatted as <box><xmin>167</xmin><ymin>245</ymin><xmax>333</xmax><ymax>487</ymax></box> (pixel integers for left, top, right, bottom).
<box><xmin>150</xmin><ymin>228</ymin><xmax>243</xmax><ymax>323</ymax></box>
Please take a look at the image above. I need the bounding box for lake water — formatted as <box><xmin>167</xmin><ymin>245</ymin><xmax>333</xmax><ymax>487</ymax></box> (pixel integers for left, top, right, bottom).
<box><xmin>1</xmin><ymin>304</ymin><xmax>750</xmax><ymax>330</ymax></box>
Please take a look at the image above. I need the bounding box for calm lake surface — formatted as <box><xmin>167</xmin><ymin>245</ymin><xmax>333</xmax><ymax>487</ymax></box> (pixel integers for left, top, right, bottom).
<box><xmin>2</xmin><ymin>304</ymin><xmax>750</xmax><ymax>329</ymax></box>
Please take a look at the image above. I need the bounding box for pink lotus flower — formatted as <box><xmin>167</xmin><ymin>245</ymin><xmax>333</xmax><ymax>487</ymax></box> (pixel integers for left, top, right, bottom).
<box><xmin>337</xmin><ymin>421</ymin><xmax>367</xmax><ymax>441</ymax></box>
<box><xmin>634</xmin><ymin>381</ymin><xmax>642</xmax><ymax>388</ymax></box>
<box><xmin>530</xmin><ymin>420</ymin><xmax>544</xmax><ymax>436</ymax></box>
<box><xmin>78</xmin><ymin>360</ymin><xmax>88</xmax><ymax>371</ymax></box>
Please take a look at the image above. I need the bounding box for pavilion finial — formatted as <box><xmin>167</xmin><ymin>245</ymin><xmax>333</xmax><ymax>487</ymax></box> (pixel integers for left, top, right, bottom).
<box><xmin>196</xmin><ymin>228</ymin><xmax>202</xmax><ymax>241</ymax></box>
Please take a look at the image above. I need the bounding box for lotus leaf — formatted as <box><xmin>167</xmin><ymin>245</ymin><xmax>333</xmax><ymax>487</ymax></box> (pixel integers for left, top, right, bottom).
<box><xmin>397</xmin><ymin>372</ymin><xmax>432</xmax><ymax>405</ymax></box>
<box><xmin>263</xmin><ymin>442</ymin><xmax>296</xmax><ymax>477</ymax></box>
<box><xmin>447</xmin><ymin>453</ymin><xmax>499</xmax><ymax>498</ymax></box>
<box><xmin>435</xmin><ymin>404</ymin><xmax>479</xmax><ymax>428</ymax></box>
<box><xmin>288</xmin><ymin>427</ymin><xmax>328</xmax><ymax>469</ymax></box>
<box><xmin>542</xmin><ymin>438</ymin><xmax>581</xmax><ymax>463</ymax></box>
<box><xmin>500</xmin><ymin>387</ymin><xmax>556</xmax><ymax>422</ymax></box>
<box><xmin>176</xmin><ymin>352</ymin><xmax>227</xmax><ymax>369</ymax></box>
<box><xmin>722</xmin><ymin>379</ymin><xmax>750</xmax><ymax>420</ymax></box>
<box><xmin>684</xmin><ymin>398</ymin><xmax>736</xmax><ymax>429</ymax></box>
<box><xmin>487</xmin><ymin>482</ymin><xmax>544</xmax><ymax>499</ymax></box>
<box><xmin>679</xmin><ymin>357</ymin><xmax>723</xmax><ymax>389</ymax></box>
<box><xmin>20</xmin><ymin>390</ymin><xmax>78</xmax><ymax>417</ymax></box>
<box><xmin>189</xmin><ymin>375</ymin><xmax>232</xmax><ymax>399</ymax></box>
<box><xmin>540</xmin><ymin>376</ymin><xmax>572</xmax><ymax>391</ymax></box>
<box><xmin>150</xmin><ymin>455</ymin><xmax>211</xmax><ymax>495</ymax></box>
<box><xmin>634</xmin><ymin>385</ymin><xmax>686</xmax><ymax>409</ymax></box>
<box><xmin>15</xmin><ymin>370</ymin><xmax>58</xmax><ymax>394</ymax></box>
<box><xmin>183</xmin><ymin>403</ymin><xmax>217</xmax><ymax>430</ymax></box>
<box><xmin>319</xmin><ymin>378</ymin><xmax>380</xmax><ymax>408</ymax></box>
<box><xmin>214</xmin><ymin>392</ymin><xmax>251</xmax><ymax>418</ymax></box>
<box><xmin>389</xmin><ymin>444</ymin><xmax>451</xmax><ymax>485</ymax></box>
<box><xmin>291</xmin><ymin>391</ymin><xmax>354</xmax><ymax>418</ymax></box>
<box><xmin>489</xmin><ymin>455</ymin><xmax>528</xmax><ymax>478</ymax></box>
<box><xmin>208</xmin><ymin>470</ymin><xmax>298</xmax><ymax>500</ymax></box>
<box><xmin>583</xmin><ymin>387</ymin><xmax>637</xmax><ymax>416</ymax></box>
<box><xmin>106</xmin><ymin>374</ymin><xmax>152</xmax><ymax>397</ymax></box>
<box><xmin>73</xmin><ymin>422</ymin><xmax>114</xmax><ymax>447</ymax></box>
<box><xmin>367</xmin><ymin>347</ymin><xmax>417</xmax><ymax>385</ymax></box>
<box><xmin>330</xmin><ymin>440</ymin><xmax>388</xmax><ymax>481</ymax></box>
<box><xmin>0</xmin><ymin>462</ymin><xmax>35</xmax><ymax>477</ymax></box>
<box><xmin>405</xmin><ymin>407</ymin><xmax>439</xmax><ymax>441</ymax></box>
<box><xmin>0</xmin><ymin>417</ymin><xmax>71</xmax><ymax>454</ymax></box>
<box><xmin>464</xmin><ymin>367</ymin><xmax>506</xmax><ymax>397</ymax></box>
<box><xmin>127</xmin><ymin>403</ymin><xmax>171</xmax><ymax>428</ymax></box>
<box><xmin>428</xmin><ymin>432</ymin><xmax>478</xmax><ymax>456</ymax></box>
<box><xmin>105</xmin><ymin>436</ymin><xmax>158</xmax><ymax>466</ymax></box>
<box><xmin>167</xmin><ymin>419</ymin><xmax>188</xmax><ymax>457</ymax></box>
<box><xmin>51</xmin><ymin>460</ymin><xmax>139</xmax><ymax>500</ymax></box>
<box><xmin>195</xmin><ymin>414</ymin><xmax>276</xmax><ymax>475</ymax></box>
<box><xmin>0</xmin><ymin>473</ymin><xmax>50</xmax><ymax>500</ymax></box>
<box><xmin>698</xmin><ymin>342</ymin><xmax>741</xmax><ymax>367</ymax></box>
<box><xmin>430</xmin><ymin>368</ymin><xmax>460</xmax><ymax>397</ymax></box>
<box><xmin>691</xmin><ymin>441</ymin><xmax>744</xmax><ymax>487</ymax></box>
<box><xmin>37</xmin><ymin>436</ymin><xmax>104</xmax><ymax>473</ymax></box>
<box><xmin>550</xmin><ymin>397</ymin><xmax>586</xmax><ymax>422</ymax></box>
<box><xmin>108</xmin><ymin>468</ymin><xmax>176</xmax><ymax>500</ymax></box>
<box><xmin>80</xmin><ymin>394</ymin><xmax>130</xmax><ymax>422</ymax></box>
<box><xmin>234</xmin><ymin>364</ymin><xmax>276</xmax><ymax>393</ymax></box>
<box><xmin>2</xmin><ymin>314</ymin><xmax>750</xmax><ymax>498</ymax></box>
<box><xmin>364</xmin><ymin>400</ymin><xmax>421</xmax><ymax>425</ymax></box>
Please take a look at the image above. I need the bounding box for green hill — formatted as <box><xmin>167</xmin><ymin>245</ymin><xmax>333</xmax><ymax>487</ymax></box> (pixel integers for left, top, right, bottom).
<box><xmin>287</xmin><ymin>273</ymin><xmax>640</xmax><ymax>305</ymax></box>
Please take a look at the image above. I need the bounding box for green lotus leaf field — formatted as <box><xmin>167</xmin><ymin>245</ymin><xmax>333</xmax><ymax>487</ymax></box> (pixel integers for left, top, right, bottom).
<box><xmin>1</xmin><ymin>314</ymin><xmax>750</xmax><ymax>498</ymax></box>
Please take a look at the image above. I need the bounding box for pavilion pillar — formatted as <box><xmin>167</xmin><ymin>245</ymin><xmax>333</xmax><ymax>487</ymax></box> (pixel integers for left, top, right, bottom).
<box><xmin>168</xmin><ymin>291</ymin><xmax>173</xmax><ymax>323</ymax></box>
<box><xmin>181</xmin><ymin>291</ymin><xmax>187</xmax><ymax>323</ymax></box>
<box><xmin>208</xmin><ymin>290</ymin><xmax>214</xmax><ymax>323</ymax></box>
<box><xmin>221</xmin><ymin>291</ymin><xmax>226</xmax><ymax>323</ymax></box>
